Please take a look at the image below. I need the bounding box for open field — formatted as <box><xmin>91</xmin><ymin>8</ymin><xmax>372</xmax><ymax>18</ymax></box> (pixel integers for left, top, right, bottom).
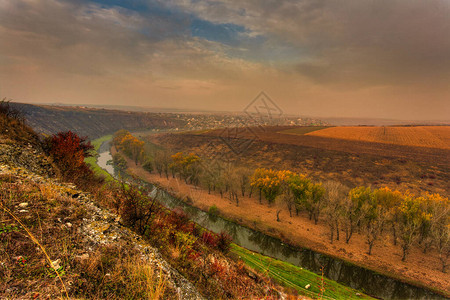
<box><xmin>301</xmin><ymin>126</ymin><xmax>450</xmax><ymax>149</ymax></box>
<box><xmin>204</xmin><ymin>126</ymin><xmax>450</xmax><ymax>168</ymax></box>
<box><xmin>280</xmin><ymin>126</ymin><xmax>330</xmax><ymax>135</ymax></box>
<box><xmin>149</xmin><ymin>126</ymin><xmax>449</xmax><ymax>196</ymax></box>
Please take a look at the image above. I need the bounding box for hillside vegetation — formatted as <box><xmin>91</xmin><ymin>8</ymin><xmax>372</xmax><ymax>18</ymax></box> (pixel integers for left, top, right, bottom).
<box><xmin>0</xmin><ymin>103</ymin><xmax>294</xmax><ymax>299</ymax></box>
<box><xmin>14</xmin><ymin>102</ymin><xmax>184</xmax><ymax>139</ymax></box>
<box><xmin>140</xmin><ymin>129</ymin><xmax>450</xmax><ymax>296</ymax></box>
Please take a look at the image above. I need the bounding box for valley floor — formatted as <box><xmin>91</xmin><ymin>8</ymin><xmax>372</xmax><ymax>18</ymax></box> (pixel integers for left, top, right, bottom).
<box><xmin>118</xmin><ymin>147</ymin><xmax>450</xmax><ymax>297</ymax></box>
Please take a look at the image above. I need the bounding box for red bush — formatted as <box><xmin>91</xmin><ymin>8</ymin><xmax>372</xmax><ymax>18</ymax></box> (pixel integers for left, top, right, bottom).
<box><xmin>217</xmin><ymin>231</ymin><xmax>232</xmax><ymax>253</ymax></box>
<box><xmin>44</xmin><ymin>131</ymin><xmax>95</xmax><ymax>183</ymax></box>
<box><xmin>201</xmin><ymin>231</ymin><xmax>218</xmax><ymax>248</ymax></box>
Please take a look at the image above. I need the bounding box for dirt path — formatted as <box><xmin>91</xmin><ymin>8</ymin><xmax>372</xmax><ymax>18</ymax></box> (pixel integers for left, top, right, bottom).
<box><xmin>115</xmin><ymin>149</ymin><xmax>450</xmax><ymax>295</ymax></box>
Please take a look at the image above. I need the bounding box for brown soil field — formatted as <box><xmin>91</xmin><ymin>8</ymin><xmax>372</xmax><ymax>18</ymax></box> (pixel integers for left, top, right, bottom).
<box><xmin>149</xmin><ymin>127</ymin><xmax>450</xmax><ymax>196</ymax></box>
<box><xmin>203</xmin><ymin>126</ymin><xmax>450</xmax><ymax>168</ymax></box>
<box><xmin>116</xmin><ymin>147</ymin><xmax>450</xmax><ymax>296</ymax></box>
<box><xmin>302</xmin><ymin>126</ymin><xmax>450</xmax><ymax>150</ymax></box>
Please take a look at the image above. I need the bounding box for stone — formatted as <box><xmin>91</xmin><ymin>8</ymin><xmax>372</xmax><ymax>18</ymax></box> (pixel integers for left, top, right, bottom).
<box><xmin>52</xmin><ymin>259</ymin><xmax>61</xmax><ymax>270</ymax></box>
<box><xmin>75</xmin><ymin>253</ymin><xmax>89</xmax><ymax>262</ymax></box>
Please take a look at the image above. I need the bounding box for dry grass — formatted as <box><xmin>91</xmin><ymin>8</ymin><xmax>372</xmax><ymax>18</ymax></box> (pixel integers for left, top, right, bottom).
<box><xmin>0</xmin><ymin>170</ymin><xmax>172</xmax><ymax>299</ymax></box>
<box><xmin>305</xmin><ymin>126</ymin><xmax>450</xmax><ymax>149</ymax></box>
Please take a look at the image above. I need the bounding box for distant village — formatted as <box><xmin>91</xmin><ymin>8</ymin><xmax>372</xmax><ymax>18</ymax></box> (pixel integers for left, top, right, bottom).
<box><xmin>152</xmin><ymin>113</ymin><xmax>328</xmax><ymax>132</ymax></box>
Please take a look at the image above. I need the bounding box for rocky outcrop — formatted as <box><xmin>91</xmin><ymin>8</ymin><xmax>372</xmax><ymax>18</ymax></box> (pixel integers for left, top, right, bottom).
<box><xmin>0</xmin><ymin>140</ymin><xmax>55</xmax><ymax>178</ymax></box>
<box><xmin>0</xmin><ymin>141</ymin><xmax>204</xmax><ymax>299</ymax></box>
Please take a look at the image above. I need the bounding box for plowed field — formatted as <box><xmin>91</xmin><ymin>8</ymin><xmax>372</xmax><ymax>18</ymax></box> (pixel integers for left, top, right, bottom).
<box><xmin>302</xmin><ymin>126</ymin><xmax>450</xmax><ymax>149</ymax></box>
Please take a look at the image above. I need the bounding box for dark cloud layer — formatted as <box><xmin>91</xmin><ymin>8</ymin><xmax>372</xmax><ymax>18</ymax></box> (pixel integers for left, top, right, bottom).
<box><xmin>0</xmin><ymin>0</ymin><xmax>449</xmax><ymax>120</ymax></box>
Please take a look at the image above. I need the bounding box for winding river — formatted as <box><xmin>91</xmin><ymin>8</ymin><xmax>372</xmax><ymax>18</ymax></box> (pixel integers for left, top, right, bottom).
<box><xmin>97</xmin><ymin>140</ymin><xmax>446</xmax><ymax>300</ymax></box>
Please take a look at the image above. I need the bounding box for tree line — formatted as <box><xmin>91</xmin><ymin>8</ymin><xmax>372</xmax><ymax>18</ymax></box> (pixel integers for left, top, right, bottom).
<box><xmin>112</xmin><ymin>130</ymin><xmax>449</xmax><ymax>272</ymax></box>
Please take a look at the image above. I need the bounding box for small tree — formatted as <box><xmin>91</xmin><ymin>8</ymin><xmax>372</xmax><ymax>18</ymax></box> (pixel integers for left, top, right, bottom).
<box><xmin>276</xmin><ymin>170</ymin><xmax>297</xmax><ymax>217</ymax></box>
<box><xmin>307</xmin><ymin>183</ymin><xmax>326</xmax><ymax>225</ymax></box>
<box><xmin>429</xmin><ymin>194</ymin><xmax>449</xmax><ymax>272</ymax></box>
<box><xmin>341</xmin><ymin>186</ymin><xmax>370</xmax><ymax>244</ymax></box>
<box><xmin>142</xmin><ymin>159</ymin><xmax>154</xmax><ymax>173</ymax></box>
<box><xmin>398</xmin><ymin>194</ymin><xmax>429</xmax><ymax>261</ymax></box>
<box><xmin>250</xmin><ymin>168</ymin><xmax>282</xmax><ymax>205</ymax></box>
<box><xmin>117</xmin><ymin>181</ymin><xmax>160</xmax><ymax>235</ymax></box>
<box><xmin>289</xmin><ymin>174</ymin><xmax>311</xmax><ymax>216</ymax></box>
<box><xmin>323</xmin><ymin>181</ymin><xmax>347</xmax><ymax>243</ymax></box>
<box><xmin>236</xmin><ymin>167</ymin><xmax>252</xmax><ymax>197</ymax></box>
<box><xmin>44</xmin><ymin>131</ymin><xmax>94</xmax><ymax>182</ymax></box>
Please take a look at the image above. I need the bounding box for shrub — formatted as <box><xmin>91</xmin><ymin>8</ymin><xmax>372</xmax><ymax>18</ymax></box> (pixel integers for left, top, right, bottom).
<box><xmin>112</xmin><ymin>153</ymin><xmax>127</xmax><ymax>171</ymax></box>
<box><xmin>117</xmin><ymin>183</ymin><xmax>160</xmax><ymax>235</ymax></box>
<box><xmin>217</xmin><ymin>231</ymin><xmax>232</xmax><ymax>253</ymax></box>
<box><xmin>0</xmin><ymin>99</ymin><xmax>25</xmax><ymax>123</ymax></box>
<box><xmin>43</xmin><ymin>131</ymin><xmax>99</xmax><ymax>188</ymax></box>
<box><xmin>201</xmin><ymin>231</ymin><xmax>218</xmax><ymax>248</ymax></box>
<box><xmin>208</xmin><ymin>205</ymin><xmax>219</xmax><ymax>221</ymax></box>
<box><xmin>143</xmin><ymin>159</ymin><xmax>154</xmax><ymax>173</ymax></box>
<box><xmin>0</xmin><ymin>100</ymin><xmax>41</xmax><ymax>145</ymax></box>
<box><xmin>167</xmin><ymin>208</ymin><xmax>190</xmax><ymax>230</ymax></box>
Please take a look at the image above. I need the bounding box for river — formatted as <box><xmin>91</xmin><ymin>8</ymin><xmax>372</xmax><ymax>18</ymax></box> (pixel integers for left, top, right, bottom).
<box><xmin>96</xmin><ymin>140</ymin><xmax>446</xmax><ymax>300</ymax></box>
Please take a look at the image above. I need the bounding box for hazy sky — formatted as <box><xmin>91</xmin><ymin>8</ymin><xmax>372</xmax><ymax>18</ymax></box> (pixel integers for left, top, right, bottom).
<box><xmin>1</xmin><ymin>0</ymin><xmax>449</xmax><ymax>120</ymax></box>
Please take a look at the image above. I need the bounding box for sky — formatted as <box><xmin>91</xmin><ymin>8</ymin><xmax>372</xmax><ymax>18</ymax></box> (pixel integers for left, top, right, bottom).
<box><xmin>0</xmin><ymin>0</ymin><xmax>449</xmax><ymax>120</ymax></box>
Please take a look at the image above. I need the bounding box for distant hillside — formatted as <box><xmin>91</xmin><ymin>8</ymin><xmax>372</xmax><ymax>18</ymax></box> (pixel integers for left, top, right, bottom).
<box><xmin>13</xmin><ymin>103</ymin><xmax>185</xmax><ymax>139</ymax></box>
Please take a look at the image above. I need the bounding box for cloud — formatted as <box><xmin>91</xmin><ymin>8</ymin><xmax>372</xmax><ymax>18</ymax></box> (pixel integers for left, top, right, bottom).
<box><xmin>0</xmin><ymin>0</ymin><xmax>449</xmax><ymax>120</ymax></box>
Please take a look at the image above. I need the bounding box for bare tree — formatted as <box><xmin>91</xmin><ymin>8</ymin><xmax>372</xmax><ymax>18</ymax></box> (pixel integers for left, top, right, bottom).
<box><xmin>323</xmin><ymin>181</ymin><xmax>347</xmax><ymax>243</ymax></box>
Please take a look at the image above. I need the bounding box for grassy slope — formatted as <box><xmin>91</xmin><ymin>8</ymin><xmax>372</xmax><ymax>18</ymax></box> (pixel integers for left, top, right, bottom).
<box><xmin>85</xmin><ymin>134</ymin><xmax>114</xmax><ymax>181</ymax></box>
<box><xmin>231</xmin><ymin>244</ymin><xmax>374</xmax><ymax>300</ymax></box>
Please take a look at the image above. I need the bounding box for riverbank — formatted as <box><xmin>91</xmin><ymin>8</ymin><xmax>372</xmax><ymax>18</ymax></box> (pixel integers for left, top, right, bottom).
<box><xmin>115</xmin><ymin>146</ymin><xmax>450</xmax><ymax>297</ymax></box>
<box><xmin>85</xmin><ymin>134</ymin><xmax>113</xmax><ymax>181</ymax></box>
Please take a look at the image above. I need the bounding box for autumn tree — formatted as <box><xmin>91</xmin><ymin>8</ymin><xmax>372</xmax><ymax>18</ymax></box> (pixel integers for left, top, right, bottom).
<box><xmin>113</xmin><ymin>131</ymin><xmax>145</xmax><ymax>165</ymax></box>
<box><xmin>362</xmin><ymin>187</ymin><xmax>396</xmax><ymax>255</ymax></box>
<box><xmin>44</xmin><ymin>131</ymin><xmax>94</xmax><ymax>182</ymax></box>
<box><xmin>418</xmin><ymin>193</ymin><xmax>446</xmax><ymax>252</ymax></box>
<box><xmin>289</xmin><ymin>174</ymin><xmax>311</xmax><ymax>216</ymax></box>
<box><xmin>154</xmin><ymin>150</ymin><xmax>170</xmax><ymax>179</ymax></box>
<box><xmin>397</xmin><ymin>193</ymin><xmax>430</xmax><ymax>261</ymax></box>
<box><xmin>278</xmin><ymin>172</ymin><xmax>296</xmax><ymax>217</ymax></box>
<box><xmin>275</xmin><ymin>170</ymin><xmax>297</xmax><ymax>217</ymax></box>
<box><xmin>251</xmin><ymin>168</ymin><xmax>282</xmax><ymax>205</ymax></box>
<box><xmin>306</xmin><ymin>183</ymin><xmax>326</xmax><ymax>224</ymax></box>
<box><xmin>113</xmin><ymin>129</ymin><xmax>130</xmax><ymax>150</ymax></box>
<box><xmin>169</xmin><ymin>152</ymin><xmax>201</xmax><ymax>184</ymax></box>
<box><xmin>170</xmin><ymin>152</ymin><xmax>184</xmax><ymax>179</ymax></box>
<box><xmin>250</xmin><ymin>168</ymin><xmax>267</xmax><ymax>203</ymax></box>
<box><xmin>341</xmin><ymin>186</ymin><xmax>371</xmax><ymax>244</ymax></box>
<box><xmin>427</xmin><ymin>194</ymin><xmax>449</xmax><ymax>272</ymax></box>
<box><xmin>323</xmin><ymin>181</ymin><xmax>347</xmax><ymax>243</ymax></box>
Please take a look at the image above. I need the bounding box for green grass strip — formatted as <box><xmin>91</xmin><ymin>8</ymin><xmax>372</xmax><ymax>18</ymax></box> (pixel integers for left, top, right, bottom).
<box><xmin>231</xmin><ymin>244</ymin><xmax>374</xmax><ymax>300</ymax></box>
<box><xmin>85</xmin><ymin>134</ymin><xmax>114</xmax><ymax>181</ymax></box>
